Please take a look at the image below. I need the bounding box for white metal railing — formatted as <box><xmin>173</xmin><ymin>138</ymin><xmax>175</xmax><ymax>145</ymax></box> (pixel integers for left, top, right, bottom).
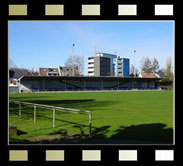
<box><xmin>9</xmin><ymin>100</ymin><xmax>92</xmax><ymax>138</ymax></box>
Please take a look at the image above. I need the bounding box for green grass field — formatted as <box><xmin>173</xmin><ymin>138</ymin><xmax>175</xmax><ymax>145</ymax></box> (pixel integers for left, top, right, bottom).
<box><xmin>9</xmin><ymin>90</ymin><xmax>174</xmax><ymax>144</ymax></box>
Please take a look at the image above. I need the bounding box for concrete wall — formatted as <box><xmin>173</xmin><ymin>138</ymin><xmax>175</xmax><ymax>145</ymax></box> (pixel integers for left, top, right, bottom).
<box><xmin>94</xmin><ymin>57</ymin><xmax>100</xmax><ymax>76</ymax></box>
<box><xmin>9</xmin><ymin>86</ymin><xmax>19</xmax><ymax>93</ymax></box>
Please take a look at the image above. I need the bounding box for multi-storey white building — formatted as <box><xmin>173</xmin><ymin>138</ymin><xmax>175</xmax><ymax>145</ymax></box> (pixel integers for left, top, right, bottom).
<box><xmin>88</xmin><ymin>53</ymin><xmax>117</xmax><ymax>76</ymax></box>
<box><xmin>88</xmin><ymin>57</ymin><xmax>95</xmax><ymax>76</ymax></box>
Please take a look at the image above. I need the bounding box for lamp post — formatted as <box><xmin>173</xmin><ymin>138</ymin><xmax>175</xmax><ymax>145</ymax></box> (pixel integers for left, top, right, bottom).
<box><xmin>72</xmin><ymin>44</ymin><xmax>74</xmax><ymax>76</ymax></box>
<box><xmin>134</xmin><ymin>50</ymin><xmax>136</xmax><ymax>54</ymax></box>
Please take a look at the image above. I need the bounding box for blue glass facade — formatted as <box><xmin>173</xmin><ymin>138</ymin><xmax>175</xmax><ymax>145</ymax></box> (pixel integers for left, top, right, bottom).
<box><xmin>122</xmin><ymin>58</ymin><xmax>130</xmax><ymax>77</ymax></box>
<box><xmin>113</xmin><ymin>58</ymin><xmax>118</xmax><ymax>76</ymax></box>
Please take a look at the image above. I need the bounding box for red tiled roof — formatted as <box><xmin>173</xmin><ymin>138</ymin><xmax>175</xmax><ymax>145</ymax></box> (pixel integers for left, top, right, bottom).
<box><xmin>140</xmin><ymin>73</ymin><xmax>159</xmax><ymax>78</ymax></box>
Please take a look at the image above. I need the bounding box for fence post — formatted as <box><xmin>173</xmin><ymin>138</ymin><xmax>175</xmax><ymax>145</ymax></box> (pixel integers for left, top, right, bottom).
<box><xmin>89</xmin><ymin>112</ymin><xmax>92</xmax><ymax>138</ymax></box>
<box><xmin>53</xmin><ymin>108</ymin><xmax>55</xmax><ymax>128</ymax></box>
<box><xmin>19</xmin><ymin>103</ymin><xmax>21</xmax><ymax>118</ymax></box>
<box><xmin>34</xmin><ymin>105</ymin><xmax>36</xmax><ymax>123</ymax></box>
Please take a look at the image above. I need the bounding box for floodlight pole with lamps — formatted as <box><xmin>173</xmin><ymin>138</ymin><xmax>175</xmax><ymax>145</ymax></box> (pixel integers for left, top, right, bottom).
<box><xmin>72</xmin><ymin>44</ymin><xmax>75</xmax><ymax>76</ymax></box>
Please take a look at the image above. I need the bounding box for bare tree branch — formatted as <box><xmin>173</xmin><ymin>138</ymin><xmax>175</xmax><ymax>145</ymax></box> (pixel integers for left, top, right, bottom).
<box><xmin>65</xmin><ymin>54</ymin><xmax>84</xmax><ymax>76</ymax></box>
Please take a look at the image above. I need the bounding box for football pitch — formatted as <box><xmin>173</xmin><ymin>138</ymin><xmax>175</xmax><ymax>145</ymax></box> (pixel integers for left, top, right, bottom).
<box><xmin>9</xmin><ymin>90</ymin><xmax>173</xmax><ymax>144</ymax></box>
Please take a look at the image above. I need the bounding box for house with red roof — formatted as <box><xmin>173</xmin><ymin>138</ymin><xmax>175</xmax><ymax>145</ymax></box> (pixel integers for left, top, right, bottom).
<box><xmin>138</xmin><ymin>73</ymin><xmax>160</xmax><ymax>78</ymax></box>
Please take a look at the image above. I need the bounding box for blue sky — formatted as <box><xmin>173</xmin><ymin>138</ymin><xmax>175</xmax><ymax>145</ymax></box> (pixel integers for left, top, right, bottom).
<box><xmin>9</xmin><ymin>21</ymin><xmax>174</xmax><ymax>75</ymax></box>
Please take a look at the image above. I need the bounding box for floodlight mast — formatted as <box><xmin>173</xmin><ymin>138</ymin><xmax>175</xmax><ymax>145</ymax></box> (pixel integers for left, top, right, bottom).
<box><xmin>72</xmin><ymin>44</ymin><xmax>75</xmax><ymax>76</ymax></box>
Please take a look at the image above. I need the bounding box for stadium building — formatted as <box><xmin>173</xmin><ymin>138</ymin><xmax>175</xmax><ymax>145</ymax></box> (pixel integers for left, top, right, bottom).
<box><xmin>12</xmin><ymin>75</ymin><xmax>161</xmax><ymax>93</ymax></box>
<box><xmin>9</xmin><ymin>68</ymin><xmax>38</xmax><ymax>93</ymax></box>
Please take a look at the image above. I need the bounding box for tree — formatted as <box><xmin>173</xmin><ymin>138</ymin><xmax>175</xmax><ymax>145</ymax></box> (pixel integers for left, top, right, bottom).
<box><xmin>141</xmin><ymin>57</ymin><xmax>159</xmax><ymax>73</ymax></box>
<box><xmin>151</xmin><ymin>58</ymin><xmax>160</xmax><ymax>73</ymax></box>
<box><xmin>64</xmin><ymin>54</ymin><xmax>84</xmax><ymax>76</ymax></box>
<box><xmin>165</xmin><ymin>57</ymin><xmax>173</xmax><ymax>80</ymax></box>
<box><xmin>134</xmin><ymin>68</ymin><xmax>139</xmax><ymax>76</ymax></box>
<box><xmin>130</xmin><ymin>64</ymin><xmax>139</xmax><ymax>77</ymax></box>
<box><xmin>141</xmin><ymin>57</ymin><xmax>152</xmax><ymax>73</ymax></box>
<box><xmin>130</xmin><ymin>64</ymin><xmax>135</xmax><ymax>76</ymax></box>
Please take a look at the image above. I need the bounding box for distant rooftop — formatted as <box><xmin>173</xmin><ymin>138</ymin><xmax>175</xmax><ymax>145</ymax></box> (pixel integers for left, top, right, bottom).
<box><xmin>96</xmin><ymin>52</ymin><xmax>117</xmax><ymax>58</ymax></box>
<box><xmin>9</xmin><ymin>68</ymin><xmax>36</xmax><ymax>79</ymax></box>
<box><xmin>19</xmin><ymin>75</ymin><xmax>162</xmax><ymax>82</ymax></box>
<box><xmin>139</xmin><ymin>73</ymin><xmax>160</xmax><ymax>78</ymax></box>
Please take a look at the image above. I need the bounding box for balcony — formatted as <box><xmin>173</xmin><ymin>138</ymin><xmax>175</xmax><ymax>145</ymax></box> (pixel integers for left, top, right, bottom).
<box><xmin>88</xmin><ymin>59</ymin><xmax>94</xmax><ymax>63</ymax></box>
<box><xmin>88</xmin><ymin>72</ymin><xmax>94</xmax><ymax>76</ymax></box>
<box><xmin>88</xmin><ymin>64</ymin><xmax>94</xmax><ymax>68</ymax></box>
<box><xmin>88</xmin><ymin>68</ymin><xmax>94</xmax><ymax>72</ymax></box>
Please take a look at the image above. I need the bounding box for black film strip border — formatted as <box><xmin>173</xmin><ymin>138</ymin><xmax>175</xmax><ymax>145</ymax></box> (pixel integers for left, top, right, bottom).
<box><xmin>0</xmin><ymin>0</ymin><xmax>181</xmax><ymax>166</ymax></box>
